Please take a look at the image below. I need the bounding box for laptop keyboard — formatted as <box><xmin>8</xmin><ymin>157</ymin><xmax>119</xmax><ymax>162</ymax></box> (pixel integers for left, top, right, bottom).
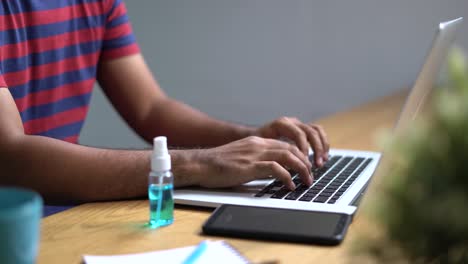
<box><xmin>254</xmin><ymin>155</ymin><xmax>373</xmax><ymax>204</ymax></box>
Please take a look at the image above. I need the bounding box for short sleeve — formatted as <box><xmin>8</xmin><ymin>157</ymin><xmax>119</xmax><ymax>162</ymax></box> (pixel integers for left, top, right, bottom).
<box><xmin>100</xmin><ymin>0</ymin><xmax>140</xmax><ymax>60</ymax></box>
<box><xmin>0</xmin><ymin>69</ymin><xmax>6</xmax><ymax>88</ymax></box>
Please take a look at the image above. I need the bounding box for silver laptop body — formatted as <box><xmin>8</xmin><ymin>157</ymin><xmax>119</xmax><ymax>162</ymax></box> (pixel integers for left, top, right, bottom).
<box><xmin>174</xmin><ymin>17</ymin><xmax>463</xmax><ymax>216</ymax></box>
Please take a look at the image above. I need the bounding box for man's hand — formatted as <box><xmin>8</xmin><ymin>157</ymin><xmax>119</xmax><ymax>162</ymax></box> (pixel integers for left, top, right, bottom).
<box><xmin>172</xmin><ymin>136</ymin><xmax>313</xmax><ymax>190</ymax></box>
<box><xmin>253</xmin><ymin>117</ymin><xmax>330</xmax><ymax>167</ymax></box>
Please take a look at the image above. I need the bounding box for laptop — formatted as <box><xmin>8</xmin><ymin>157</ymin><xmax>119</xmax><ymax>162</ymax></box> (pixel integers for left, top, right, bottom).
<box><xmin>174</xmin><ymin>17</ymin><xmax>463</xmax><ymax>216</ymax></box>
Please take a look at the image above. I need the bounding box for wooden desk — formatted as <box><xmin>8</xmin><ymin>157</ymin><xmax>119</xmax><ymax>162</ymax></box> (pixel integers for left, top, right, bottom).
<box><xmin>38</xmin><ymin>90</ymin><xmax>407</xmax><ymax>264</ymax></box>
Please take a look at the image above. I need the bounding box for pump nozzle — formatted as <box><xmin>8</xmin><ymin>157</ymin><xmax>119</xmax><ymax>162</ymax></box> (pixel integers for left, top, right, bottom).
<box><xmin>151</xmin><ymin>136</ymin><xmax>171</xmax><ymax>171</ymax></box>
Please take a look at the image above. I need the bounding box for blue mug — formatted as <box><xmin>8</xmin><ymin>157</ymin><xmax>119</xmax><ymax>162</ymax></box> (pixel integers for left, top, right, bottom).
<box><xmin>0</xmin><ymin>187</ymin><xmax>43</xmax><ymax>264</ymax></box>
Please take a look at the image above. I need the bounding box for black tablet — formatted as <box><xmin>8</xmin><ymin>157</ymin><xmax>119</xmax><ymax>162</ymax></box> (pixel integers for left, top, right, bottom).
<box><xmin>202</xmin><ymin>204</ymin><xmax>352</xmax><ymax>245</ymax></box>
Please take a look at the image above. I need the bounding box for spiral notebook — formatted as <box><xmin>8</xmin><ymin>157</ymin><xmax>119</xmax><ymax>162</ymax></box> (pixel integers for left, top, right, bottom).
<box><xmin>83</xmin><ymin>240</ymin><xmax>250</xmax><ymax>264</ymax></box>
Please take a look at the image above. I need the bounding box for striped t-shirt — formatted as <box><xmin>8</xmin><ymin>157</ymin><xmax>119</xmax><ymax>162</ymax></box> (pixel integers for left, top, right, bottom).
<box><xmin>0</xmin><ymin>0</ymin><xmax>140</xmax><ymax>143</ymax></box>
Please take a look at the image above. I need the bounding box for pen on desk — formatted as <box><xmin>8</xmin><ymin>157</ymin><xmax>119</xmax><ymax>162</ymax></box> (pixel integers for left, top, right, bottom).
<box><xmin>252</xmin><ymin>260</ymin><xmax>280</xmax><ymax>264</ymax></box>
<box><xmin>182</xmin><ymin>240</ymin><xmax>209</xmax><ymax>264</ymax></box>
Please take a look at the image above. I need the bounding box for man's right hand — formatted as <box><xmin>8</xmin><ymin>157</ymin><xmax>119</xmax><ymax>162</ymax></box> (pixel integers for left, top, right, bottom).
<box><xmin>172</xmin><ymin>136</ymin><xmax>313</xmax><ymax>190</ymax></box>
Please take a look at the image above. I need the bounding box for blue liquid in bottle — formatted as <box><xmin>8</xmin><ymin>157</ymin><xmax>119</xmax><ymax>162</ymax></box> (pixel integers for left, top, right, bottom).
<box><xmin>149</xmin><ymin>183</ymin><xmax>174</xmax><ymax>227</ymax></box>
<box><xmin>149</xmin><ymin>136</ymin><xmax>174</xmax><ymax>228</ymax></box>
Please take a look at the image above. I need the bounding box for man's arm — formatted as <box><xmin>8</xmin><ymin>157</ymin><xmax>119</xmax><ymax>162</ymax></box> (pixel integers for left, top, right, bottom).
<box><xmin>97</xmin><ymin>54</ymin><xmax>254</xmax><ymax>148</ymax></box>
<box><xmin>0</xmin><ymin>88</ymin><xmax>312</xmax><ymax>203</ymax></box>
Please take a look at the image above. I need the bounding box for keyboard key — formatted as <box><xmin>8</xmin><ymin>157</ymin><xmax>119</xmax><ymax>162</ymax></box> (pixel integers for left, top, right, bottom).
<box><xmin>284</xmin><ymin>186</ymin><xmax>308</xmax><ymax>200</ymax></box>
<box><xmin>292</xmin><ymin>178</ymin><xmax>302</xmax><ymax>185</ymax></box>
<box><xmin>313</xmin><ymin>196</ymin><xmax>328</xmax><ymax>203</ymax></box>
<box><xmin>314</xmin><ymin>183</ymin><xmax>326</xmax><ymax>188</ymax></box>
<box><xmin>307</xmin><ymin>193</ymin><xmax>320</xmax><ymax>199</ymax></box>
<box><xmin>310</xmin><ymin>185</ymin><xmax>322</xmax><ymax>190</ymax></box>
<box><xmin>285</xmin><ymin>194</ymin><xmax>299</xmax><ymax>200</ymax></box>
<box><xmin>270</xmin><ymin>194</ymin><xmax>288</xmax><ymax>199</ymax></box>
<box><xmin>285</xmin><ymin>191</ymin><xmax>305</xmax><ymax>200</ymax></box>
<box><xmin>322</xmin><ymin>176</ymin><xmax>334</xmax><ymax>181</ymax></box>
<box><xmin>299</xmin><ymin>196</ymin><xmax>313</xmax><ymax>202</ymax></box>
<box><xmin>270</xmin><ymin>188</ymin><xmax>290</xmax><ymax>199</ymax></box>
<box><xmin>255</xmin><ymin>185</ymin><xmax>272</xmax><ymax>197</ymax></box>
<box><xmin>333</xmin><ymin>181</ymin><xmax>344</xmax><ymax>186</ymax></box>
<box><xmin>335</xmin><ymin>175</ymin><xmax>347</xmax><ymax>180</ymax></box>
<box><xmin>254</xmin><ymin>192</ymin><xmax>265</xmax><ymax>197</ymax></box>
<box><xmin>294</xmin><ymin>186</ymin><xmax>309</xmax><ymax>193</ymax></box>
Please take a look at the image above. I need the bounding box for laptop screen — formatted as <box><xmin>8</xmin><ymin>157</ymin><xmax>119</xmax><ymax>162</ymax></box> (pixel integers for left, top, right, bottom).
<box><xmin>394</xmin><ymin>18</ymin><xmax>463</xmax><ymax>133</ymax></box>
<box><xmin>358</xmin><ymin>17</ymin><xmax>463</xmax><ymax>208</ymax></box>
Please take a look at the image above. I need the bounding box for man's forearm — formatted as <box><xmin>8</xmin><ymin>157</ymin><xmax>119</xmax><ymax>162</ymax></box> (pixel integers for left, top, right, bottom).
<box><xmin>1</xmin><ymin>135</ymin><xmax>151</xmax><ymax>204</ymax></box>
<box><xmin>0</xmin><ymin>135</ymin><xmax>209</xmax><ymax>204</ymax></box>
<box><xmin>139</xmin><ymin>98</ymin><xmax>255</xmax><ymax>147</ymax></box>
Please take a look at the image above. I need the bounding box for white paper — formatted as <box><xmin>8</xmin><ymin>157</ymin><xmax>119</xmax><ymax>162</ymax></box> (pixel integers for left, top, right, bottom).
<box><xmin>83</xmin><ymin>241</ymin><xmax>248</xmax><ymax>264</ymax></box>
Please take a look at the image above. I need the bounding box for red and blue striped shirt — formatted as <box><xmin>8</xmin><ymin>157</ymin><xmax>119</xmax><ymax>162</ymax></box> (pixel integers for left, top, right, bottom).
<box><xmin>0</xmin><ymin>0</ymin><xmax>140</xmax><ymax>143</ymax></box>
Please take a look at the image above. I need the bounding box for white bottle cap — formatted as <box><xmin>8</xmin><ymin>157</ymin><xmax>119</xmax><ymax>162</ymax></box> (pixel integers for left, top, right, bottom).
<box><xmin>151</xmin><ymin>136</ymin><xmax>171</xmax><ymax>171</ymax></box>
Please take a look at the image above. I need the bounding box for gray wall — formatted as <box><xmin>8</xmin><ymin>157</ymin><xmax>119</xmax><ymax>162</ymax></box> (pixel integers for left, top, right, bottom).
<box><xmin>79</xmin><ymin>0</ymin><xmax>468</xmax><ymax>148</ymax></box>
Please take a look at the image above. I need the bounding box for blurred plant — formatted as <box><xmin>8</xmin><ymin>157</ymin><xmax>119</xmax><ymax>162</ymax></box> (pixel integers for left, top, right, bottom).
<box><xmin>356</xmin><ymin>48</ymin><xmax>468</xmax><ymax>264</ymax></box>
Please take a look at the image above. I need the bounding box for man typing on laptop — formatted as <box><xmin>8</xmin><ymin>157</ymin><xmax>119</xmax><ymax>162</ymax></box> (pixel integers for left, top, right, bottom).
<box><xmin>0</xmin><ymin>0</ymin><xmax>328</xmax><ymax>204</ymax></box>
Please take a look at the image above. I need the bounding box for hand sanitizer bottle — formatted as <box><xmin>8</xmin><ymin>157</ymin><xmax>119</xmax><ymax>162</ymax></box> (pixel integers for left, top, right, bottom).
<box><xmin>148</xmin><ymin>136</ymin><xmax>174</xmax><ymax>227</ymax></box>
